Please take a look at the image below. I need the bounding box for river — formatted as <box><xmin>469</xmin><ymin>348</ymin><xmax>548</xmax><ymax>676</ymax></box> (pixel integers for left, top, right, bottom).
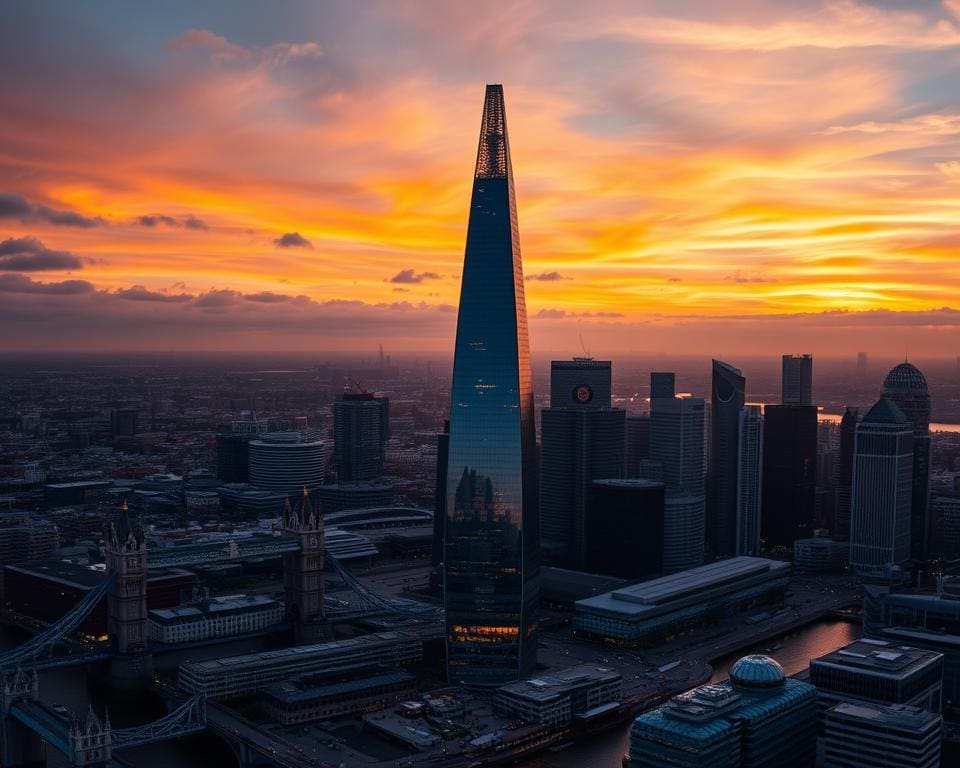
<box><xmin>518</xmin><ymin>617</ymin><xmax>860</xmax><ymax>768</ymax></box>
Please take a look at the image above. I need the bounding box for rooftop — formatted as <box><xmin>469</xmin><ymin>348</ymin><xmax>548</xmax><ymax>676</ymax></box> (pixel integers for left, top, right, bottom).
<box><xmin>883</xmin><ymin>362</ymin><xmax>928</xmax><ymax>393</ymax></box>
<box><xmin>862</xmin><ymin>397</ymin><xmax>909</xmax><ymax>426</ymax></box>
<box><xmin>812</xmin><ymin>638</ymin><xmax>942</xmax><ymax>679</ymax></box>
<box><xmin>828</xmin><ymin>701</ymin><xmax>940</xmax><ymax>730</ymax></box>
<box><xmin>498</xmin><ymin>665</ymin><xmax>621</xmax><ymax>703</ymax></box>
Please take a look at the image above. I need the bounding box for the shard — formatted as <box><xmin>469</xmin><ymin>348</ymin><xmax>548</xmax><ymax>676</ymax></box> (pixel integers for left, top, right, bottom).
<box><xmin>443</xmin><ymin>84</ymin><xmax>539</xmax><ymax>686</ymax></box>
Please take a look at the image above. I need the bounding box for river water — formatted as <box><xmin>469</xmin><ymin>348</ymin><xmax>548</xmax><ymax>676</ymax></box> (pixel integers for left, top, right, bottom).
<box><xmin>519</xmin><ymin>618</ymin><xmax>860</xmax><ymax>768</ymax></box>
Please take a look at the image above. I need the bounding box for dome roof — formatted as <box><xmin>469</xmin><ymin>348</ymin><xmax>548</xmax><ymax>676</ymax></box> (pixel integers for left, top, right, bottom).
<box><xmin>883</xmin><ymin>362</ymin><xmax>928</xmax><ymax>392</ymax></box>
<box><xmin>729</xmin><ymin>655</ymin><xmax>786</xmax><ymax>689</ymax></box>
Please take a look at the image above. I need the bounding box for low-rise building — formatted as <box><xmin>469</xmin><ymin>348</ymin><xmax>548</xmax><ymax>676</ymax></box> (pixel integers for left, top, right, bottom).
<box><xmin>262</xmin><ymin>665</ymin><xmax>416</xmax><ymax>724</ymax></box>
<box><xmin>148</xmin><ymin>594</ymin><xmax>284</xmax><ymax>644</ymax></box>
<box><xmin>810</xmin><ymin>638</ymin><xmax>943</xmax><ymax>721</ymax></box>
<box><xmin>630</xmin><ymin>655</ymin><xmax>817</xmax><ymax>768</ymax></box>
<box><xmin>496</xmin><ymin>665</ymin><xmax>622</xmax><ymax>727</ymax></box>
<box><xmin>823</xmin><ymin>702</ymin><xmax>941</xmax><ymax>768</ymax></box>
<box><xmin>178</xmin><ymin>631</ymin><xmax>422</xmax><ymax>699</ymax></box>
<box><xmin>574</xmin><ymin>556</ymin><xmax>790</xmax><ymax>644</ymax></box>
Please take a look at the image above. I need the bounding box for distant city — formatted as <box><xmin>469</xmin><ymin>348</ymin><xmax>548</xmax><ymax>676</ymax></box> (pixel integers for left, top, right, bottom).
<box><xmin>2</xmin><ymin>83</ymin><xmax>960</xmax><ymax>768</ymax></box>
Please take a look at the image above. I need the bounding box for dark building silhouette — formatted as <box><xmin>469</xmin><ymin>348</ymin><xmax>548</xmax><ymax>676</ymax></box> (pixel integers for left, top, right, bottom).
<box><xmin>540</xmin><ymin>359</ymin><xmax>624</xmax><ymax>568</ymax></box>
<box><xmin>781</xmin><ymin>354</ymin><xmax>813</xmax><ymax>406</ymax></box>
<box><xmin>550</xmin><ymin>359</ymin><xmax>612</xmax><ymax>408</ymax></box>
<box><xmin>882</xmin><ymin>363</ymin><xmax>931</xmax><ymax>561</ymax></box>
<box><xmin>836</xmin><ymin>407</ymin><xmax>859</xmax><ymax>540</ymax></box>
<box><xmin>430</xmin><ymin>420</ymin><xmax>449</xmax><ymax>589</ymax></box>
<box><xmin>444</xmin><ymin>85</ymin><xmax>539</xmax><ymax>687</ymax></box>
<box><xmin>625</xmin><ymin>415</ymin><xmax>651</xmax><ymax>478</ymax></box>
<box><xmin>216</xmin><ymin>432</ymin><xmax>252</xmax><ymax>483</ymax></box>
<box><xmin>333</xmin><ymin>392</ymin><xmax>389</xmax><ymax>482</ymax></box>
<box><xmin>761</xmin><ymin>405</ymin><xmax>818</xmax><ymax>549</ymax></box>
<box><xmin>110</xmin><ymin>408</ymin><xmax>138</xmax><ymax>437</ymax></box>
<box><xmin>709</xmin><ymin>359</ymin><xmax>746</xmax><ymax>558</ymax></box>
<box><xmin>585</xmin><ymin>479</ymin><xmax>664</xmax><ymax>579</ymax></box>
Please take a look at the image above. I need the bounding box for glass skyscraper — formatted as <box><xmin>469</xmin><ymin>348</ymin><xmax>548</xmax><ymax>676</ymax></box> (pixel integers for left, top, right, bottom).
<box><xmin>443</xmin><ymin>85</ymin><xmax>539</xmax><ymax>687</ymax></box>
<box><xmin>709</xmin><ymin>359</ymin><xmax>746</xmax><ymax>558</ymax></box>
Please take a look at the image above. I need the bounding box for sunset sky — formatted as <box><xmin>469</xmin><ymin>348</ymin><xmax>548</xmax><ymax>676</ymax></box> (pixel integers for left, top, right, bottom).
<box><xmin>3</xmin><ymin>0</ymin><xmax>960</xmax><ymax>356</ymax></box>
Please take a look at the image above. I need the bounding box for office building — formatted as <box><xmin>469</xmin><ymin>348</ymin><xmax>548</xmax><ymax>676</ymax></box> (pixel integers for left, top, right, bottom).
<box><xmin>248</xmin><ymin>432</ymin><xmax>326</xmax><ymax>495</ymax></box>
<box><xmin>540</xmin><ymin>399</ymin><xmax>625</xmax><ymax>568</ymax></box>
<box><xmin>430</xmin><ymin>420</ymin><xmax>449</xmax><ymax>587</ymax></box>
<box><xmin>630</xmin><ymin>654</ymin><xmax>817</xmax><ymax>768</ymax></box>
<box><xmin>836</xmin><ymin>407</ymin><xmax>858</xmax><ymax>541</ymax></box>
<box><xmin>314</xmin><ymin>481</ymin><xmax>394</xmax><ymax>514</ymax></box>
<box><xmin>810</xmin><ymin>638</ymin><xmax>943</xmax><ymax>718</ymax></box>
<box><xmin>443</xmin><ymin>85</ymin><xmax>539</xmax><ymax>687</ymax></box>
<box><xmin>781</xmin><ymin>354</ymin><xmax>813</xmax><ymax>406</ymax></box>
<box><xmin>178</xmin><ymin>631</ymin><xmax>422</xmax><ymax>698</ymax></box>
<box><xmin>110</xmin><ymin>407</ymin><xmax>138</xmax><ymax>437</ymax></box>
<box><xmin>849</xmin><ymin>399</ymin><xmax>914</xmax><ymax>575</ymax></box>
<box><xmin>823</xmin><ymin>702</ymin><xmax>941</xmax><ymax>768</ymax></box>
<box><xmin>882</xmin><ymin>363</ymin><xmax>931</xmax><ymax>561</ymax></box>
<box><xmin>709</xmin><ymin>360</ymin><xmax>746</xmax><ymax>558</ymax></box>
<box><xmin>550</xmin><ymin>358</ymin><xmax>612</xmax><ymax>408</ymax></box>
<box><xmin>333</xmin><ymin>392</ymin><xmax>389</xmax><ymax>482</ymax></box>
<box><xmin>625</xmin><ymin>415</ymin><xmax>650</xmax><ymax>478</ymax></box>
<box><xmin>216</xmin><ymin>483</ymin><xmax>287</xmax><ymax>518</ymax></box>
<box><xmin>584</xmin><ymin>479</ymin><xmax>664</xmax><ymax>579</ymax></box>
<box><xmin>650</xmin><ymin>375</ymin><xmax>706</xmax><ymax>572</ymax></box>
<box><xmin>761</xmin><ymin>405</ymin><xmax>818</xmax><ymax>549</ymax></box>
<box><xmin>147</xmin><ymin>594</ymin><xmax>284</xmax><ymax>644</ymax></box>
<box><xmin>262</xmin><ymin>665</ymin><xmax>416</xmax><ymax>725</ymax></box>
<box><xmin>574</xmin><ymin>556</ymin><xmax>790</xmax><ymax>644</ymax></box>
<box><xmin>496</xmin><ymin>664</ymin><xmax>622</xmax><ymax>728</ymax></box>
<box><xmin>736</xmin><ymin>405</ymin><xmax>763</xmax><ymax>556</ymax></box>
<box><xmin>793</xmin><ymin>536</ymin><xmax>847</xmax><ymax>572</ymax></box>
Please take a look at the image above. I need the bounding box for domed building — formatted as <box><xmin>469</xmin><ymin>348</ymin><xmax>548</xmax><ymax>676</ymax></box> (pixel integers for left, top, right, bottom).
<box><xmin>630</xmin><ymin>654</ymin><xmax>817</xmax><ymax>767</ymax></box>
<box><xmin>881</xmin><ymin>362</ymin><xmax>931</xmax><ymax>561</ymax></box>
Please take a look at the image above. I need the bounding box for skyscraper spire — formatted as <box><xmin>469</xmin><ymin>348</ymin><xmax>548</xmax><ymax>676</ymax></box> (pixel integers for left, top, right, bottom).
<box><xmin>444</xmin><ymin>85</ymin><xmax>538</xmax><ymax>687</ymax></box>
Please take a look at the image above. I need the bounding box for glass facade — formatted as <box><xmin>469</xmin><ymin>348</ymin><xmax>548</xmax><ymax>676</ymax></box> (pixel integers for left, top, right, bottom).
<box><xmin>444</xmin><ymin>85</ymin><xmax>539</xmax><ymax>687</ymax></box>
<box><xmin>709</xmin><ymin>360</ymin><xmax>745</xmax><ymax>558</ymax></box>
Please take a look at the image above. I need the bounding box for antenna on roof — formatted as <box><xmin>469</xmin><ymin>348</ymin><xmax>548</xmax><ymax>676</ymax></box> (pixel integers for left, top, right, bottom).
<box><xmin>578</xmin><ymin>330</ymin><xmax>592</xmax><ymax>360</ymax></box>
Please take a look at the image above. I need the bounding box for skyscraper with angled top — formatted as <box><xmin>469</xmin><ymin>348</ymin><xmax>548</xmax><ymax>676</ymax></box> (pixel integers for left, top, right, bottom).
<box><xmin>443</xmin><ymin>85</ymin><xmax>539</xmax><ymax>687</ymax></box>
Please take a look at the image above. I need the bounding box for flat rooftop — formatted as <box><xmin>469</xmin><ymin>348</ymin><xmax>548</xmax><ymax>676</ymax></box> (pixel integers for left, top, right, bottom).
<box><xmin>812</xmin><ymin>638</ymin><xmax>942</xmax><ymax>679</ymax></box>
<box><xmin>498</xmin><ymin>664</ymin><xmax>621</xmax><ymax>704</ymax></box>
<box><xmin>150</xmin><ymin>594</ymin><xmax>279</xmax><ymax>623</ymax></box>
<box><xmin>828</xmin><ymin>702</ymin><xmax>940</xmax><ymax>730</ymax></box>
<box><xmin>576</xmin><ymin>556</ymin><xmax>790</xmax><ymax>617</ymax></box>
<box><xmin>6</xmin><ymin>560</ymin><xmax>193</xmax><ymax>590</ymax></box>
<box><xmin>266</xmin><ymin>665</ymin><xmax>414</xmax><ymax>704</ymax></box>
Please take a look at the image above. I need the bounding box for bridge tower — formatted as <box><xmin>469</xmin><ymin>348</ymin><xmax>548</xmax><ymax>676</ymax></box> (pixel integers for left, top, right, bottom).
<box><xmin>105</xmin><ymin>502</ymin><xmax>153</xmax><ymax>687</ymax></box>
<box><xmin>282</xmin><ymin>489</ymin><xmax>325</xmax><ymax>643</ymax></box>
<box><xmin>0</xmin><ymin>668</ymin><xmax>43</xmax><ymax>766</ymax></box>
<box><xmin>68</xmin><ymin>707</ymin><xmax>111</xmax><ymax>767</ymax></box>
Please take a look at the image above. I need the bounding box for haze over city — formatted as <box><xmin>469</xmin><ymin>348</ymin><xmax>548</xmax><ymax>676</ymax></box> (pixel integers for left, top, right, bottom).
<box><xmin>4</xmin><ymin>1</ymin><xmax>960</xmax><ymax>355</ymax></box>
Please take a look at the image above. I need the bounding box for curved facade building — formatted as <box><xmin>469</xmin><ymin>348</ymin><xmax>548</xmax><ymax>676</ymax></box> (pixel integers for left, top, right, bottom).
<box><xmin>882</xmin><ymin>362</ymin><xmax>930</xmax><ymax>561</ymax></box>
<box><xmin>444</xmin><ymin>85</ymin><xmax>539</xmax><ymax>687</ymax></box>
<box><xmin>249</xmin><ymin>432</ymin><xmax>326</xmax><ymax>495</ymax></box>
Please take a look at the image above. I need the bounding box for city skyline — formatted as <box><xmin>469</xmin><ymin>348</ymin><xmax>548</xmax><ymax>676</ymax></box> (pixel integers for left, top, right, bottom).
<box><xmin>3</xmin><ymin>2</ymin><xmax>960</xmax><ymax>355</ymax></box>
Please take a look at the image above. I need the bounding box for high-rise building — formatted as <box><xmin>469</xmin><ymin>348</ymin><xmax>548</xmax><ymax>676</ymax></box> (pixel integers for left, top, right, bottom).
<box><xmin>823</xmin><ymin>702</ymin><xmax>941</xmax><ymax>768</ymax></box>
<box><xmin>584</xmin><ymin>479</ymin><xmax>664</xmax><ymax>579</ymax></box>
<box><xmin>736</xmin><ymin>405</ymin><xmax>763</xmax><ymax>556</ymax></box>
<box><xmin>430</xmin><ymin>420</ymin><xmax>449</xmax><ymax>589</ymax></box>
<box><xmin>650</xmin><ymin>371</ymin><xmax>676</xmax><ymax>400</ymax></box>
<box><xmin>540</xmin><ymin>406</ymin><xmax>625</xmax><ymax>567</ymax></box>
<box><xmin>333</xmin><ymin>392</ymin><xmax>389</xmax><ymax>482</ymax></box>
<box><xmin>650</xmin><ymin>374</ymin><xmax>706</xmax><ymax>573</ymax></box>
<box><xmin>882</xmin><ymin>363</ymin><xmax>931</xmax><ymax>562</ymax></box>
<box><xmin>709</xmin><ymin>359</ymin><xmax>746</xmax><ymax>558</ymax></box>
<box><xmin>781</xmin><ymin>354</ymin><xmax>813</xmax><ymax>406</ymax></box>
<box><xmin>761</xmin><ymin>405</ymin><xmax>818</xmax><ymax>549</ymax></box>
<box><xmin>540</xmin><ymin>360</ymin><xmax>624</xmax><ymax>567</ymax></box>
<box><xmin>630</xmin><ymin>655</ymin><xmax>817</xmax><ymax>768</ymax></box>
<box><xmin>549</xmin><ymin>359</ymin><xmax>612</xmax><ymax>408</ymax></box>
<box><xmin>248</xmin><ymin>432</ymin><xmax>326</xmax><ymax>495</ymax></box>
<box><xmin>444</xmin><ymin>85</ymin><xmax>539</xmax><ymax>687</ymax></box>
<box><xmin>624</xmin><ymin>414</ymin><xmax>651</xmax><ymax>478</ymax></box>
<box><xmin>849</xmin><ymin>398</ymin><xmax>914</xmax><ymax>576</ymax></box>
<box><xmin>836</xmin><ymin>407</ymin><xmax>859</xmax><ymax>541</ymax></box>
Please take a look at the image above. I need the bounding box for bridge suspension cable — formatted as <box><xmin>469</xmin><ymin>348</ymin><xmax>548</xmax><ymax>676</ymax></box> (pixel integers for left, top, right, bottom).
<box><xmin>0</xmin><ymin>571</ymin><xmax>117</xmax><ymax>670</ymax></box>
<box><xmin>112</xmin><ymin>693</ymin><xmax>206</xmax><ymax>749</ymax></box>
<box><xmin>326</xmin><ymin>554</ymin><xmax>440</xmax><ymax>618</ymax></box>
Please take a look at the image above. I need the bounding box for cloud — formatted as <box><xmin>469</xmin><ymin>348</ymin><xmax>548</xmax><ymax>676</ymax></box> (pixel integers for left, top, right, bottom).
<box><xmin>244</xmin><ymin>291</ymin><xmax>292</xmax><ymax>303</ymax></box>
<box><xmin>0</xmin><ymin>192</ymin><xmax>103</xmax><ymax>228</ymax></box>
<box><xmin>183</xmin><ymin>215</ymin><xmax>208</xmax><ymax>230</ymax></box>
<box><xmin>167</xmin><ymin>28</ymin><xmax>322</xmax><ymax>67</ymax></box>
<box><xmin>137</xmin><ymin>214</ymin><xmax>178</xmax><ymax>227</ymax></box>
<box><xmin>820</xmin><ymin>113</ymin><xmax>960</xmax><ymax>136</ymax></box>
<box><xmin>388</xmin><ymin>269</ymin><xmax>442</xmax><ymax>284</ymax></box>
<box><xmin>725</xmin><ymin>271</ymin><xmax>778</xmax><ymax>284</ymax></box>
<box><xmin>0</xmin><ymin>237</ymin><xmax>84</xmax><ymax>271</ymax></box>
<box><xmin>535</xmin><ymin>308</ymin><xmax>623</xmax><ymax>319</ymax></box>
<box><xmin>527</xmin><ymin>271</ymin><xmax>567</xmax><ymax>282</ymax></box>
<box><xmin>273</xmin><ymin>232</ymin><xmax>313</xmax><ymax>248</ymax></box>
<box><xmin>113</xmin><ymin>285</ymin><xmax>192</xmax><ymax>302</ymax></box>
<box><xmin>0</xmin><ymin>273</ymin><xmax>94</xmax><ymax>294</ymax></box>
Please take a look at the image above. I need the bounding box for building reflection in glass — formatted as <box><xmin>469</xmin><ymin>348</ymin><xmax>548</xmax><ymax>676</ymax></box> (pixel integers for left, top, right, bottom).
<box><xmin>444</xmin><ymin>84</ymin><xmax>539</xmax><ymax>687</ymax></box>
